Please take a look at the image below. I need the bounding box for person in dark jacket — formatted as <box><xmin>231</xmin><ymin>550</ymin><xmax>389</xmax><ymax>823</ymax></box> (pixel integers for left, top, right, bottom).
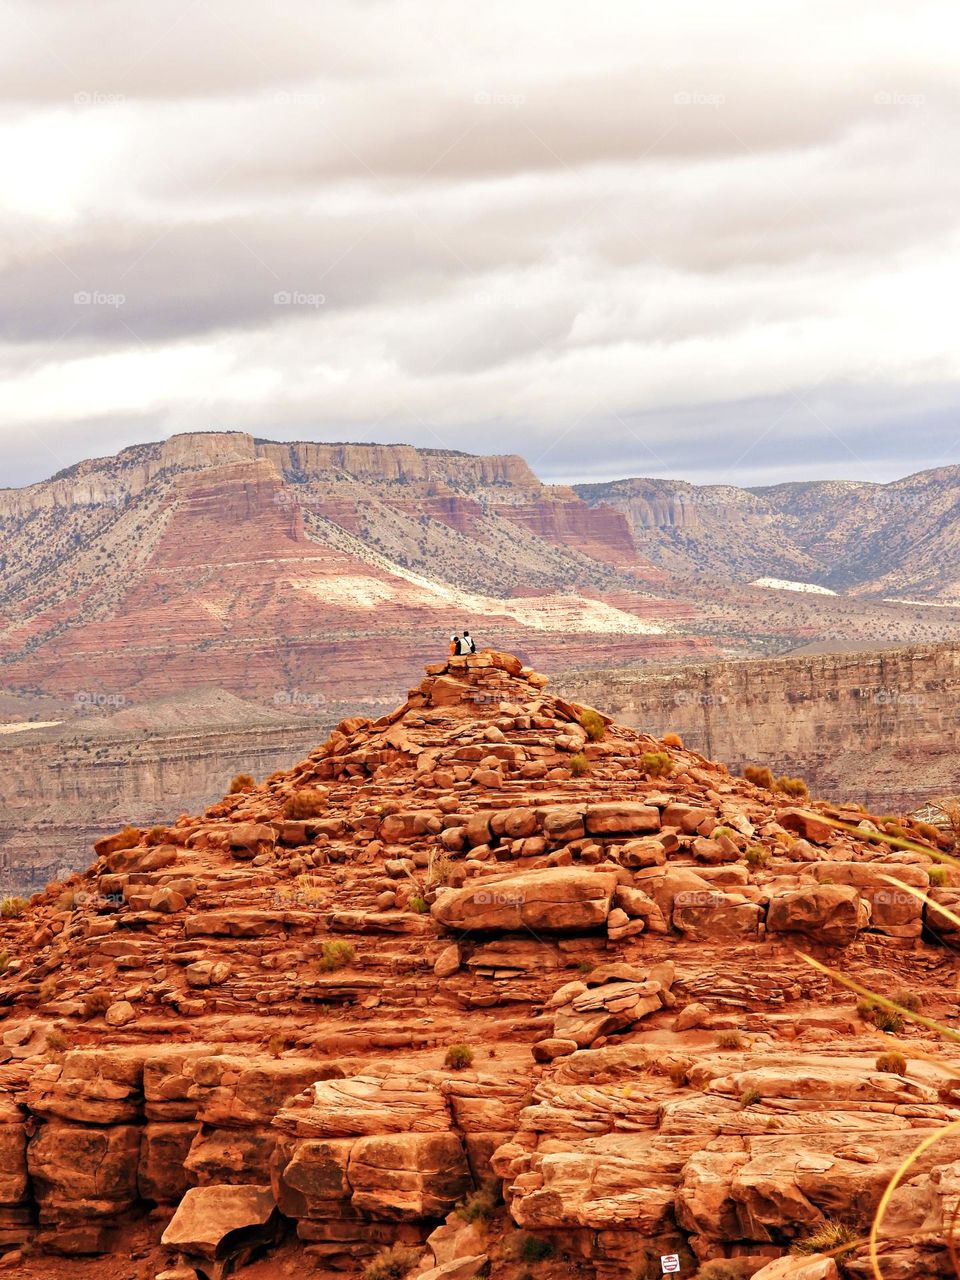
<box><xmin>462</xmin><ymin>630</ymin><xmax>477</xmax><ymax>654</ymax></box>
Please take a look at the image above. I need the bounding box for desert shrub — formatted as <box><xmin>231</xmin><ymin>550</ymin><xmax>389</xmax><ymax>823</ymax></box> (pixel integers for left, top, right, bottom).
<box><xmin>0</xmin><ymin>897</ymin><xmax>28</xmax><ymax>919</ymax></box>
<box><xmin>426</xmin><ymin>856</ymin><xmax>453</xmax><ymax>887</ymax></box>
<box><xmin>744</xmin><ymin>845</ymin><xmax>769</xmax><ymax>869</ymax></box>
<box><xmin>0</xmin><ymin>949</ymin><xmax>9</xmax><ymax>975</ymax></box>
<box><xmin>362</xmin><ymin>1243</ymin><xmax>421</xmax><ymax>1280</ymax></box>
<box><xmin>455</xmin><ymin>1183</ymin><xmax>501</xmax><ymax>1222</ymax></box>
<box><xmin>669</xmin><ymin>1061</ymin><xmax>690</xmax><ymax>1087</ymax></box>
<box><xmin>716</xmin><ymin>1030</ymin><xmax>744</xmax><ymax>1050</ymax></box>
<box><xmin>743</xmin><ymin>764</ymin><xmax>775</xmax><ymax>789</ymax></box>
<box><xmin>82</xmin><ymin>990</ymin><xmax>111</xmax><ymax>1020</ymax></box>
<box><xmin>640</xmin><ymin>751</ymin><xmax>674</xmax><ymax>779</ymax></box>
<box><xmin>409</xmin><ymin>895</ymin><xmax>429</xmax><ymax>913</ymax></box>
<box><xmin>579</xmin><ymin>709</ymin><xmax>606</xmax><ymax>742</ymax></box>
<box><xmin>144</xmin><ymin>825</ymin><xmax>168</xmax><ymax>845</ymax></box>
<box><xmin>792</xmin><ymin>1219</ymin><xmax>858</xmax><ymax>1258</ymax></box>
<box><xmin>110</xmin><ymin>826</ymin><xmax>142</xmax><ymax>853</ymax></box>
<box><xmin>444</xmin><ymin>1043</ymin><xmax>474</xmax><ymax>1070</ymax></box>
<box><xmin>517</xmin><ymin>1235</ymin><xmax>555</xmax><ymax>1263</ymax></box>
<box><xmin>316</xmin><ymin>940</ymin><xmax>355</xmax><ymax>972</ymax></box>
<box><xmin>876</xmin><ymin>1051</ymin><xmax>907</xmax><ymax>1075</ymax></box>
<box><xmin>228</xmin><ymin>773</ymin><xmax>256</xmax><ymax>795</ymax></box>
<box><xmin>38</xmin><ymin>977</ymin><xmax>59</xmax><ymax>1003</ymax></box>
<box><xmin>662</xmin><ymin>732</ymin><xmax>684</xmax><ymax>749</ymax></box>
<box><xmin>740</xmin><ymin>1086</ymin><xmax>763</xmax><ymax>1108</ymax></box>
<box><xmin>569</xmin><ymin>752</ymin><xmax>591</xmax><ymax>777</ymax></box>
<box><xmin>267</xmin><ymin>1034</ymin><xmax>287</xmax><ymax>1059</ymax></box>
<box><xmin>45</xmin><ymin>1029</ymin><xmax>67</xmax><ymax>1053</ymax></box>
<box><xmin>857</xmin><ymin>999</ymin><xmax>905</xmax><ymax>1035</ymax></box>
<box><xmin>284</xmin><ymin>788</ymin><xmax>328</xmax><ymax>819</ymax></box>
<box><xmin>915</xmin><ymin>820</ymin><xmax>942</xmax><ymax>843</ymax></box>
<box><xmin>929</xmin><ymin>865</ymin><xmax>949</xmax><ymax>886</ymax></box>
<box><xmin>892</xmin><ymin>987</ymin><xmax>921</xmax><ymax>1012</ymax></box>
<box><xmin>775</xmin><ymin>775</ymin><xmax>809</xmax><ymax>798</ymax></box>
<box><xmin>697</xmin><ymin>1261</ymin><xmax>758</xmax><ymax>1280</ymax></box>
<box><xmin>577</xmin><ymin>961</ymin><xmax>594</xmax><ymax>974</ymax></box>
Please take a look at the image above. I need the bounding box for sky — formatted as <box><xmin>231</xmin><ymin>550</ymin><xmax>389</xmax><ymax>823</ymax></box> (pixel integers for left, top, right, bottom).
<box><xmin>1</xmin><ymin>0</ymin><xmax>959</xmax><ymax>490</ymax></box>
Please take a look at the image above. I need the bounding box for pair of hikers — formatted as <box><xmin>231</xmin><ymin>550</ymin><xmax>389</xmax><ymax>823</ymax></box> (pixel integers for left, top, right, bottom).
<box><xmin>450</xmin><ymin>631</ymin><xmax>477</xmax><ymax>656</ymax></box>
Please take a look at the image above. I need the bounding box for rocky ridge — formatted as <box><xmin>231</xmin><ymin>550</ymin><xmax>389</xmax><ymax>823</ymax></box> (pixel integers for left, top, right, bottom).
<box><xmin>1</xmin><ymin>654</ymin><xmax>960</xmax><ymax>1279</ymax></box>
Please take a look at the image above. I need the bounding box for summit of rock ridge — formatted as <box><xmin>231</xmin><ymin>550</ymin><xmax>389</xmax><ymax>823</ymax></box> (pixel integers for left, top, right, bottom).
<box><xmin>2</xmin><ymin>652</ymin><xmax>960</xmax><ymax>1278</ymax></box>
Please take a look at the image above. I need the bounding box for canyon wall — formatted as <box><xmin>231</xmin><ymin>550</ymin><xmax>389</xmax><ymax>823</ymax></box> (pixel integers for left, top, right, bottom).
<box><xmin>0</xmin><ymin>718</ymin><xmax>329</xmax><ymax>896</ymax></box>
<box><xmin>559</xmin><ymin>641</ymin><xmax>960</xmax><ymax>811</ymax></box>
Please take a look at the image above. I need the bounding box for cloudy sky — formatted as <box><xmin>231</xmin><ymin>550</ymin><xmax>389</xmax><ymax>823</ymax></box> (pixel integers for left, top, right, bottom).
<box><xmin>2</xmin><ymin>0</ymin><xmax>959</xmax><ymax>489</ymax></box>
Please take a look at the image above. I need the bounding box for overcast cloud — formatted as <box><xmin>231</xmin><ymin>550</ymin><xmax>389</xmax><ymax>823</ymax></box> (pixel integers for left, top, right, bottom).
<box><xmin>1</xmin><ymin>0</ymin><xmax>958</xmax><ymax>489</ymax></box>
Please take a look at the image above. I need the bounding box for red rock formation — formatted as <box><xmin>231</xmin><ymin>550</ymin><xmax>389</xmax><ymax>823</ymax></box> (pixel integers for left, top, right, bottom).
<box><xmin>1</xmin><ymin>653</ymin><xmax>959</xmax><ymax>1278</ymax></box>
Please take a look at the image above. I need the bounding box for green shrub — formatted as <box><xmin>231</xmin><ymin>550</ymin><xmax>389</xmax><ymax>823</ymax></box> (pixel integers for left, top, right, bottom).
<box><xmin>0</xmin><ymin>897</ymin><xmax>28</xmax><ymax>919</ymax></box>
<box><xmin>517</xmin><ymin>1235</ymin><xmax>555</xmax><ymax>1263</ymax></box>
<box><xmin>640</xmin><ymin>751</ymin><xmax>674</xmax><ymax>779</ymax></box>
<box><xmin>876</xmin><ymin>1051</ymin><xmax>907</xmax><ymax>1075</ymax></box>
<box><xmin>228</xmin><ymin>773</ymin><xmax>256</xmax><ymax>795</ymax></box>
<box><xmin>444</xmin><ymin>1043</ymin><xmax>474</xmax><ymax>1070</ymax></box>
<box><xmin>579</xmin><ymin>709</ymin><xmax>606</xmax><ymax>742</ymax></box>
<box><xmin>362</xmin><ymin>1243</ymin><xmax>421</xmax><ymax>1280</ymax></box>
<box><xmin>316</xmin><ymin>940</ymin><xmax>355</xmax><ymax>972</ymax></box>
<box><xmin>775</xmin><ymin>775</ymin><xmax>809</xmax><ymax>798</ymax></box>
<box><xmin>716</xmin><ymin>1030</ymin><xmax>744</xmax><ymax>1050</ymax></box>
<box><xmin>743</xmin><ymin>764</ymin><xmax>775</xmax><ymax>789</ymax></box>
<box><xmin>792</xmin><ymin>1219</ymin><xmax>858</xmax><ymax>1258</ymax></box>
<box><xmin>744</xmin><ymin>844</ymin><xmax>769</xmax><ymax>869</ymax></box>
<box><xmin>569</xmin><ymin>752</ymin><xmax>591</xmax><ymax>777</ymax></box>
<box><xmin>409</xmin><ymin>895</ymin><xmax>429</xmax><ymax>913</ymax></box>
<box><xmin>929</xmin><ymin>865</ymin><xmax>949</xmax><ymax>886</ymax></box>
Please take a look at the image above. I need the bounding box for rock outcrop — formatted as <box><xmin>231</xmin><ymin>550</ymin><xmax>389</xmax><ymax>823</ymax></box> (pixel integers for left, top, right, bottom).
<box><xmin>1</xmin><ymin>651</ymin><xmax>960</xmax><ymax>1279</ymax></box>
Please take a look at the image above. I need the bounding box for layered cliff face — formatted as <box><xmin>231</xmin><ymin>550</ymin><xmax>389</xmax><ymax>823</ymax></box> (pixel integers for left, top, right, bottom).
<box><xmin>576</xmin><ymin>468</ymin><xmax>960</xmax><ymax>599</ymax></box>
<box><xmin>2</xmin><ymin>652</ymin><xmax>960</xmax><ymax>1280</ymax></box>
<box><xmin>560</xmin><ymin>642</ymin><xmax>960</xmax><ymax>811</ymax></box>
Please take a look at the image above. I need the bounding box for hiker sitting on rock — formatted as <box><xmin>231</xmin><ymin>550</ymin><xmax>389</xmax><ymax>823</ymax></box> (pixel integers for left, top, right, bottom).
<box><xmin>462</xmin><ymin>629</ymin><xmax>477</xmax><ymax>654</ymax></box>
<box><xmin>449</xmin><ymin>633</ymin><xmax>462</xmax><ymax>656</ymax></box>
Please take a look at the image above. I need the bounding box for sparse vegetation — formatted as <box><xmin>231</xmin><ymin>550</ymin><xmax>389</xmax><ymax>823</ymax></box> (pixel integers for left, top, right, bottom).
<box><xmin>267</xmin><ymin>1034</ymin><xmax>288</xmax><ymax>1059</ymax></box>
<box><xmin>640</xmin><ymin>751</ymin><xmax>674</xmax><ymax>779</ymax></box>
<box><xmin>144</xmin><ymin>825</ymin><xmax>168</xmax><ymax>845</ymax></box>
<box><xmin>716</xmin><ymin>1030</ymin><xmax>744</xmax><ymax>1050</ymax></box>
<box><xmin>744</xmin><ymin>844</ymin><xmax>769</xmax><ymax>869</ymax></box>
<box><xmin>578</xmin><ymin>708</ymin><xmax>606</xmax><ymax>742</ymax></box>
<box><xmin>743</xmin><ymin>764</ymin><xmax>775</xmax><ymax>790</ymax></box>
<box><xmin>892</xmin><ymin>987</ymin><xmax>921</xmax><ymax>1012</ymax></box>
<box><xmin>0</xmin><ymin>949</ymin><xmax>9</xmax><ymax>975</ymax></box>
<box><xmin>316</xmin><ymin>940</ymin><xmax>355</xmax><ymax>972</ymax></box>
<box><xmin>929</xmin><ymin>865</ymin><xmax>949</xmax><ymax>886</ymax></box>
<box><xmin>569</xmin><ymin>752</ymin><xmax>591</xmax><ymax>777</ymax></box>
<box><xmin>577</xmin><ymin>961</ymin><xmax>594</xmax><ymax>974</ymax></box>
<box><xmin>444</xmin><ymin>1043</ymin><xmax>474</xmax><ymax>1071</ymax></box>
<box><xmin>857</xmin><ymin>998</ymin><xmax>905</xmax><ymax>1034</ymax></box>
<box><xmin>81</xmin><ymin>990</ymin><xmax>111</xmax><ymax>1020</ymax></box>
<box><xmin>284</xmin><ymin>787</ymin><xmax>328</xmax><ymax>819</ymax></box>
<box><xmin>409</xmin><ymin>895</ymin><xmax>429</xmax><ymax>913</ymax></box>
<box><xmin>455</xmin><ymin>1183</ymin><xmax>501</xmax><ymax>1222</ymax></box>
<box><xmin>0</xmin><ymin>897</ymin><xmax>28</xmax><ymax>919</ymax></box>
<box><xmin>426</xmin><ymin>856</ymin><xmax>453</xmax><ymax>887</ymax></box>
<box><xmin>228</xmin><ymin>772</ymin><xmax>256</xmax><ymax>794</ymax></box>
<box><xmin>669</xmin><ymin>1061</ymin><xmax>690</xmax><ymax>1087</ymax></box>
<box><xmin>662</xmin><ymin>732</ymin><xmax>683</xmax><ymax>749</ymax></box>
<box><xmin>739</xmin><ymin>1086</ymin><xmax>763</xmax><ymax>1108</ymax></box>
<box><xmin>38</xmin><ymin>977</ymin><xmax>59</xmax><ymax>1003</ymax></box>
<box><xmin>792</xmin><ymin>1219</ymin><xmax>858</xmax><ymax>1259</ymax></box>
<box><xmin>517</xmin><ymin>1235</ymin><xmax>555</xmax><ymax>1263</ymax></box>
<box><xmin>876</xmin><ymin>1051</ymin><xmax>907</xmax><ymax>1075</ymax></box>
<box><xmin>109</xmin><ymin>826</ymin><xmax>142</xmax><ymax>853</ymax></box>
<box><xmin>697</xmin><ymin>1261</ymin><xmax>758</xmax><ymax>1280</ymax></box>
<box><xmin>362</xmin><ymin>1243</ymin><xmax>422</xmax><ymax>1280</ymax></box>
<box><xmin>45</xmin><ymin>1029</ymin><xmax>67</xmax><ymax>1053</ymax></box>
<box><xmin>775</xmin><ymin>775</ymin><xmax>809</xmax><ymax>799</ymax></box>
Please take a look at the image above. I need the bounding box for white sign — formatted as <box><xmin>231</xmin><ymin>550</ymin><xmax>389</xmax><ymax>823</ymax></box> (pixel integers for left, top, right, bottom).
<box><xmin>661</xmin><ymin>1257</ymin><xmax>681</xmax><ymax>1275</ymax></box>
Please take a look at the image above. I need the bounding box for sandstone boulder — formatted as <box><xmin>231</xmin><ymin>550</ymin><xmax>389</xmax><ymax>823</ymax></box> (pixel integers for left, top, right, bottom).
<box><xmin>766</xmin><ymin>883</ymin><xmax>869</xmax><ymax>946</ymax></box>
<box><xmin>432</xmin><ymin>867</ymin><xmax>618</xmax><ymax>933</ymax></box>
<box><xmin>160</xmin><ymin>1184</ymin><xmax>279</xmax><ymax>1267</ymax></box>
